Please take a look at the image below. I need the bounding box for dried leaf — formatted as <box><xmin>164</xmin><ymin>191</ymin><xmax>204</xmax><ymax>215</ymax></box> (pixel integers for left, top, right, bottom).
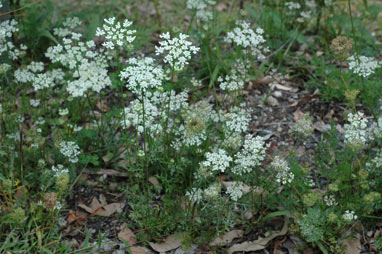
<box><xmin>78</xmin><ymin>197</ymin><xmax>124</xmax><ymax>217</ymax></box>
<box><xmin>343</xmin><ymin>237</ymin><xmax>361</xmax><ymax>254</ymax></box>
<box><xmin>274</xmin><ymin>84</ymin><xmax>293</xmax><ymax>91</ymax></box>
<box><xmin>210</xmin><ymin>230</ymin><xmax>244</xmax><ymax>246</ymax></box>
<box><xmin>149</xmin><ymin>234</ymin><xmax>182</xmax><ymax>253</ymax></box>
<box><xmin>148</xmin><ymin>176</ymin><xmax>160</xmax><ymax>186</ymax></box>
<box><xmin>228</xmin><ymin>219</ymin><xmax>288</xmax><ymax>253</ymax></box>
<box><xmin>293</xmin><ymin>108</ymin><xmax>305</xmax><ymax>121</ymax></box>
<box><xmin>118</xmin><ymin>223</ymin><xmax>137</xmax><ymax>246</ymax></box>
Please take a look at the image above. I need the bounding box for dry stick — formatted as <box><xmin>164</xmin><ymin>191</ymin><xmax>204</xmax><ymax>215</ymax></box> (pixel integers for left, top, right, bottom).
<box><xmin>0</xmin><ymin>0</ymin><xmax>43</xmax><ymax>17</ymax></box>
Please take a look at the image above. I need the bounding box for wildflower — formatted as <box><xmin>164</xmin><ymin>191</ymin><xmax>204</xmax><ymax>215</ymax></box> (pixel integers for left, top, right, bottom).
<box><xmin>330</xmin><ymin>36</ymin><xmax>353</xmax><ymax>61</ymax></box>
<box><xmin>323</xmin><ymin>194</ymin><xmax>338</xmax><ymax>206</ymax></box>
<box><xmin>226</xmin><ymin>182</ymin><xmax>244</xmax><ymax>201</ymax></box>
<box><xmin>32</xmin><ymin>73</ymin><xmax>54</xmax><ymax>90</ymax></box>
<box><xmin>232</xmin><ymin>135</ymin><xmax>267</xmax><ymax>175</ymax></box>
<box><xmin>224</xmin><ymin>106</ymin><xmax>252</xmax><ymax>134</ymax></box>
<box><xmin>51</xmin><ymin>164</ymin><xmax>69</xmax><ymax>177</ymax></box>
<box><xmin>54</xmin><ymin>17</ymin><xmax>82</xmax><ymax>37</ymax></box>
<box><xmin>155</xmin><ymin>32</ymin><xmax>199</xmax><ymax>71</ymax></box>
<box><xmin>30</xmin><ymin>99</ymin><xmax>41</xmax><ymax>107</ymax></box>
<box><xmin>59</xmin><ymin>141</ymin><xmax>80</xmax><ymax>163</ymax></box>
<box><xmin>59</xmin><ymin>108</ymin><xmax>69</xmax><ymax>116</ymax></box>
<box><xmin>218</xmin><ymin>64</ymin><xmax>248</xmax><ymax>91</ymax></box>
<box><xmin>186</xmin><ymin>188</ymin><xmax>203</xmax><ymax>203</ymax></box>
<box><xmin>204</xmin><ymin>183</ymin><xmax>221</xmax><ymax>200</ymax></box>
<box><xmin>285</xmin><ymin>2</ymin><xmax>301</xmax><ymax>10</ymax></box>
<box><xmin>186</xmin><ymin>0</ymin><xmax>215</xmax><ymax>21</ymax></box>
<box><xmin>120</xmin><ymin>57</ymin><xmax>165</xmax><ymax>93</ymax></box>
<box><xmin>202</xmin><ymin>149</ymin><xmax>232</xmax><ymax>173</ymax></box>
<box><xmin>0</xmin><ymin>63</ymin><xmax>10</xmax><ymax>75</ymax></box>
<box><xmin>190</xmin><ymin>77</ymin><xmax>202</xmax><ymax>87</ymax></box>
<box><xmin>347</xmin><ymin>55</ymin><xmax>380</xmax><ymax>78</ymax></box>
<box><xmin>0</xmin><ymin>19</ymin><xmax>26</xmax><ymax>60</ymax></box>
<box><xmin>363</xmin><ymin>192</ymin><xmax>381</xmax><ymax>203</ymax></box>
<box><xmin>303</xmin><ymin>192</ymin><xmax>321</xmax><ymax>207</ymax></box>
<box><xmin>290</xmin><ymin>114</ymin><xmax>314</xmax><ymax>138</ymax></box>
<box><xmin>224</xmin><ymin>21</ymin><xmax>266</xmax><ymax>56</ymax></box>
<box><xmin>271</xmin><ymin>156</ymin><xmax>294</xmax><ymax>184</ymax></box>
<box><xmin>95</xmin><ymin>17</ymin><xmax>136</xmax><ymax>50</ymax></box>
<box><xmin>67</xmin><ymin>61</ymin><xmax>111</xmax><ymax>97</ymax></box>
<box><xmin>342</xmin><ymin>210</ymin><xmax>357</xmax><ymax>222</ymax></box>
<box><xmin>344</xmin><ymin>111</ymin><xmax>369</xmax><ymax>148</ymax></box>
<box><xmin>43</xmin><ymin>192</ymin><xmax>57</xmax><ymax>209</ymax></box>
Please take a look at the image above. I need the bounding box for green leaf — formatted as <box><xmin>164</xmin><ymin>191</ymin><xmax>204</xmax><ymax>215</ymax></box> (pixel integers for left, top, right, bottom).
<box><xmin>40</xmin><ymin>30</ymin><xmax>59</xmax><ymax>45</ymax></box>
<box><xmin>317</xmin><ymin>241</ymin><xmax>328</xmax><ymax>254</ymax></box>
<box><xmin>208</xmin><ymin>64</ymin><xmax>220</xmax><ymax>88</ymax></box>
<box><xmin>263</xmin><ymin>210</ymin><xmax>290</xmax><ymax>221</ymax></box>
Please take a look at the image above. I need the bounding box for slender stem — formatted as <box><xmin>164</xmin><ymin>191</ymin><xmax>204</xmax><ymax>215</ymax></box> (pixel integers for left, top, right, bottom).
<box><xmin>153</xmin><ymin>0</ymin><xmax>162</xmax><ymax>28</ymax></box>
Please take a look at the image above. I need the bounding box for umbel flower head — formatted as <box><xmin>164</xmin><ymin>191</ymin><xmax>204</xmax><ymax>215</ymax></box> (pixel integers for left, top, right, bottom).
<box><xmin>344</xmin><ymin>111</ymin><xmax>369</xmax><ymax>149</ymax></box>
<box><xmin>155</xmin><ymin>32</ymin><xmax>199</xmax><ymax>71</ymax></box>
<box><xmin>224</xmin><ymin>21</ymin><xmax>266</xmax><ymax>49</ymax></box>
<box><xmin>120</xmin><ymin>57</ymin><xmax>165</xmax><ymax>94</ymax></box>
<box><xmin>95</xmin><ymin>17</ymin><xmax>136</xmax><ymax>50</ymax></box>
<box><xmin>347</xmin><ymin>55</ymin><xmax>380</xmax><ymax>78</ymax></box>
<box><xmin>330</xmin><ymin>36</ymin><xmax>353</xmax><ymax>61</ymax></box>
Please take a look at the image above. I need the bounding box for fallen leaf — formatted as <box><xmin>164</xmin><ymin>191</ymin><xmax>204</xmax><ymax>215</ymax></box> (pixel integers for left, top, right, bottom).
<box><xmin>210</xmin><ymin>230</ymin><xmax>244</xmax><ymax>246</ymax></box>
<box><xmin>67</xmin><ymin>210</ymin><xmax>87</xmax><ymax>225</ymax></box>
<box><xmin>313</xmin><ymin>121</ymin><xmax>330</xmax><ymax>133</ymax></box>
<box><xmin>149</xmin><ymin>234</ymin><xmax>182</xmax><ymax>253</ymax></box>
<box><xmin>78</xmin><ymin>197</ymin><xmax>124</xmax><ymax>217</ymax></box>
<box><xmin>118</xmin><ymin>223</ymin><xmax>137</xmax><ymax>246</ymax></box>
<box><xmin>293</xmin><ymin>108</ymin><xmax>305</xmax><ymax>121</ymax></box>
<box><xmin>343</xmin><ymin>237</ymin><xmax>361</xmax><ymax>254</ymax></box>
<box><xmin>228</xmin><ymin>218</ymin><xmax>288</xmax><ymax>253</ymax></box>
<box><xmin>148</xmin><ymin>176</ymin><xmax>160</xmax><ymax>186</ymax></box>
<box><xmin>273</xmin><ymin>84</ymin><xmax>293</xmax><ymax>91</ymax></box>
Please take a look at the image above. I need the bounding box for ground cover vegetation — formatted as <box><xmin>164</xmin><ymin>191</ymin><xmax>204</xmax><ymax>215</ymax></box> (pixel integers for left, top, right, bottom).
<box><xmin>0</xmin><ymin>0</ymin><xmax>382</xmax><ymax>253</ymax></box>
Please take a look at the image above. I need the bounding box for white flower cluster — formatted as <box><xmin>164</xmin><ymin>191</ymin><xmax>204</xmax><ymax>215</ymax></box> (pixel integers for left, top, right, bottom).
<box><xmin>271</xmin><ymin>156</ymin><xmax>294</xmax><ymax>184</ymax></box>
<box><xmin>224</xmin><ymin>21</ymin><xmax>266</xmax><ymax>56</ymax></box>
<box><xmin>0</xmin><ymin>63</ymin><xmax>10</xmax><ymax>74</ymax></box>
<box><xmin>185</xmin><ymin>187</ymin><xmax>204</xmax><ymax>203</ymax></box>
<box><xmin>155</xmin><ymin>32</ymin><xmax>199</xmax><ymax>71</ymax></box>
<box><xmin>59</xmin><ymin>141</ymin><xmax>80</xmax><ymax>163</ymax></box>
<box><xmin>202</xmin><ymin>149</ymin><xmax>232</xmax><ymax>173</ymax></box>
<box><xmin>186</xmin><ymin>0</ymin><xmax>216</xmax><ymax>21</ymax></box>
<box><xmin>232</xmin><ymin>135</ymin><xmax>266</xmax><ymax>175</ymax></box>
<box><xmin>226</xmin><ymin>182</ymin><xmax>244</xmax><ymax>201</ymax></box>
<box><xmin>290</xmin><ymin>114</ymin><xmax>314</xmax><ymax>138</ymax></box>
<box><xmin>121</xmin><ymin>90</ymin><xmax>188</xmax><ymax>136</ymax></box>
<box><xmin>344</xmin><ymin>111</ymin><xmax>368</xmax><ymax>148</ymax></box>
<box><xmin>120</xmin><ymin>57</ymin><xmax>165</xmax><ymax>94</ymax></box>
<box><xmin>204</xmin><ymin>183</ymin><xmax>221</xmax><ymax>200</ymax></box>
<box><xmin>342</xmin><ymin>210</ymin><xmax>357</xmax><ymax>222</ymax></box>
<box><xmin>285</xmin><ymin>2</ymin><xmax>301</xmax><ymax>10</ymax></box>
<box><xmin>0</xmin><ymin>19</ymin><xmax>27</xmax><ymax>60</ymax></box>
<box><xmin>373</xmin><ymin>117</ymin><xmax>382</xmax><ymax>139</ymax></box>
<box><xmin>95</xmin><ymin>17</ymin><xmax>136</xmax><ymax>50</ymax></box>
<box><xmin>323</xmin><ymin>194</ymin><xmax>338</xmax><ymax>207</ymax></box>
<box><xmin>14</xmin><ymin>62</ymin><xmax>64</xmax><ymax>91</ymax></box>
<box><xmin>224</xmin><ymin>106</ymin><xmax>252</xmax><ymax>134</ymax></box>
<box><xmin>347</xmin><ymin>55</ymin><xmax>380</xmax><ymax>78</ymax></box>
<box><xmin>30</xmin><ymin>99</ymin><xmax>40</xmax><ymax>107</ymax></box>
<box><xmin>67</xmin><ymin>61</ymin><xmax>111</xmax><ymax>97</ymax></box>
<box><xmin>0</xmin><ymin>1</ymin><xmax>2</xmax><ymax>8</ymax></box>
<box><xmin>51</xmin><ymin>164</ymin><xmax>69</xmax><ymax>178</ymax></box>
<box><xmin>54</xmin><ymin>17</ymin><xmax>82</xmax><ymax>38</ymax></box>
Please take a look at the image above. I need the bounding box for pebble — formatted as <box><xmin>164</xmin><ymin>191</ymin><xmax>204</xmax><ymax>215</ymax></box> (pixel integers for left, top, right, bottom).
<box><xmin>267</xmin><ymin>96</ymin><xmax>279</xmax><ymax>107</ymax></box>
<box><xmin>274</xmin><ymin>91</ymin><xmax>283</xmax><ymax>98</ymax></box>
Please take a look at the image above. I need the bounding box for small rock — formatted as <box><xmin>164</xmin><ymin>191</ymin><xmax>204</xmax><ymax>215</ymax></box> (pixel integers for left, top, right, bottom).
<box><xmin>267</xmin><ymin>96</ymin><xmax>279</xmax><ymax>106</ymax></box>
<box><xmin>274</xmin><ymin>91</ymin><xmax>283</xmax><ymax>98</ymax></box>
<box><xmin>243</xmin><ymin>211</ymin><xmax>253</xmax><ymax>220</ymax></box>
